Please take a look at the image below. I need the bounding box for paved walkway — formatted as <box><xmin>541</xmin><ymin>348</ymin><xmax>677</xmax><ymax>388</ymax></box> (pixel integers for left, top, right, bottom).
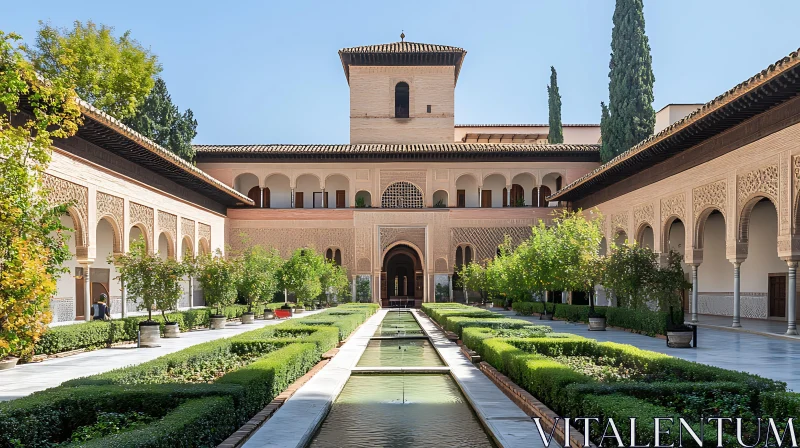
<box><xmin>686</xmin><ymin>313</ymin><xmax>800</xmax><ymax>340</ymax></box>
<box><xmin>494</xmin><ymin>309</ymin><xmax>800</xmax><ymax>391</ymax></box>
<box><xmin>0</xmin><ymin>310</ymin><xmax>325</xmax><ymax>401</ymax></box>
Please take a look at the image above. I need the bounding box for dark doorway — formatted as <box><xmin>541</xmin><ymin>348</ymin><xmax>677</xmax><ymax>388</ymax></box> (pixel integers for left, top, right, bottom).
<box><xmin>769</xmin><ymin>273</ymin><xmax>787</xmax><ymax>318</ymax></box>
<box><xmin>481</xmin><ymin>190</ymin><xmax>492</xmax><ymax>208</ymax></box>
<box><xmin>75</xmin><ymin>267</ymin><xmax>85</xmax><ymax>320</ymax></box>
<box><xmin>336</xmin><ymin>190</ymin><xmax>345</xmax><ymax>208</ymax></box>
<box><xmin>382</xmin><ymin>244</ymin><xmax>423</xmax><ymax>308</ymax></box>
<box><xmin>395</xmin><ymin>82</ymin><xmax>409</xmax><ymax>118</ymax></box>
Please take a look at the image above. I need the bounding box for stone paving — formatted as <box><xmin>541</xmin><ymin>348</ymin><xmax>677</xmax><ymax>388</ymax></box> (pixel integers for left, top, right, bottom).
<box><xmin>0</xmin><ymin>310</ymin><xmax>325</xmax><ymax>401</ymax></box>
<box><xmin>493</xmin><ymin>309</ymin><xmax>800</xmax><ymax>391</ymax></box>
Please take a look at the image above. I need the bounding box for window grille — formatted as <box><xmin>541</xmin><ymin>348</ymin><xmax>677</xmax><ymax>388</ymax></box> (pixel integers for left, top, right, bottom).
<box><xmin>381</xmin><ymin>181</ymin><xmax>423</xmax><ymax>209</ymax></box>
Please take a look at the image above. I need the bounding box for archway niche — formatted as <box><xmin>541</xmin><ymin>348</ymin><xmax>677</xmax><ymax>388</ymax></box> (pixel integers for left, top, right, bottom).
<box><xmin>541</xmin><ymin>172</ymin><xmax>563</xmax><ymax>206</ymax></box>
<box><xmin>355</xmin><ymin>190</ymin><xmax>372</xmax><ymax>208</ymax></box>
<box><xmin>637</xmin><ymin>225</ymin><xmax>654</xmax><ymax>250</ymax></box>
<box><xmin>94</xmin><ymin>218</ymin><xmax>121</xmax><ymax>314</ymax></box>
<box><xmin>613</xmin><ymin>230</ymin><xmax>628</xmax><ymax>248</ymax></box>
<box><xmin>264</xmin><ymin>174</ymin><xmax>291</xmax><ymax>208</ymax></box>
<box><xmin>234</xmin><ymin>173</ymin><xmax>261</xmax><ymax>207</ymax></box>
<box><xmin>511</xmin><ymin>173</ymin><xmax>535</xmax><ymax>207</ymax></box>
<box><xmin>325</xmin><ymin>174</ymin><xmax>349</xmax><ymax>208</ymax></box>
<box><xmin>455</xmin><ymin>174</ymin><xmax>479</xmax><ymax>208</ymax></box>
<box><xmin>381</xmin><ymin>244</ymin><xmax>423</xmax><ymax>308</ymax></box>
<box><xmin>482</xmin><ymin>174</ymin><xmax>507</xmax><ymax>208</ymax></box>
<box><xmin>697</xmin><ymin>210</ymin><xmax>731</xmax><ymax>307</ymax></box>
<box><xmin>432</xmin><ymin>190</ymin><xmax>448</xmax><ymax>208</ymax></box>
<box><xmin>740</xmin><ymin>199</ymin><xmax>786</xmax><ymax>318</ymax></box>
<box><xmin>158</xmin><ymin>232</ymin><xmax>174</xmax><ymax>261</ymax></box>
<box><xmin>295</xmin><ymin>174</ymin><xmax>321</xmax><ymax>209</ymax></box>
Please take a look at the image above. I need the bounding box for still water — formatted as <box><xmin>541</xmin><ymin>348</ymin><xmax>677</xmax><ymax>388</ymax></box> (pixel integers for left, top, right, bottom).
<box><xmin>308</xmin><ymin>374</ymin><xmax>496</xmax><ymax>448</ymax></box>
<box><xmin>356</xmin><ymin>338</ymin><xmax>445</xmax><ymax>367</ymax></box>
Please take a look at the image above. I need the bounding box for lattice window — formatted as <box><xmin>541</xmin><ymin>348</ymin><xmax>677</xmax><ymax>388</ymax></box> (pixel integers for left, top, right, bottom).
<box><xmin>381</xmin><ymin>182</ymin><xmax>423</xmax><ymax>209</ymax></box>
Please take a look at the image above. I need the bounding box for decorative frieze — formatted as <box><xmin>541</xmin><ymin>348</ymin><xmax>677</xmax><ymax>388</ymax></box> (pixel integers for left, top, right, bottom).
<box><xmin>737</xmin><ymin>164</ymin><xmax>778</xmax><ymax>207</ymax></box>
<box><xmin>198</xmin><ymin>222</ymin><xmax>211</xmax><ymax>249</ymax></box>
<box><xmin>633</xmin><ymin>203</ymin><xmax>654</xmax><ymax>231</ymax></box>
<box><xmin>129</xmin><ymin>202</ymin><xmax>154</xmax><ymax>249</ymax></box>
<box><xmin>693</xmin><ymin>180</ymin><xmax>727</xmax><ymax>217</ymax></box>
<box><xmin>43</xmin><ymin>174</ymin><xmax>88</xmax><ymax>248</ymax></box>
<box><xmin>380</xmin><ymin>227</ymin><xmax>426</xmax><ymax>253</ymax></box>
<box><xmin>660</xmin><ymin>193</ymin><xmax>686</xmax><ymax>225</ymax></box>
<box><xmin>158</xmin><ymin>211</ymin><xmax>178</xmax><ymax>242</ymax></box>
<box><xmin>610</xmin><ymin>212</ymin><xmax>629</xmax><ymax>235</ymax></box>
<box><xmin>451</xmin><ymin>227</ymin><xmax>531</xmax><ymax>265</ymax></box>
<box><xmin>96</xmin><ymin>192</ymin><xmax>124</xmax><ymax>253</ymax></box>
<box><xmin>180</xmin><ymin>217</ymin><xmax>195</xmax><ymax>243</ymax></box>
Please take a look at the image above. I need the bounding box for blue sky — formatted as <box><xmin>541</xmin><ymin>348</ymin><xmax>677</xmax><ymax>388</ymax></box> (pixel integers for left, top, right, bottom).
<box><xmin>3</xmin><ymin>0</ymin><xmax>799</xmax><ymax>144</ymax></box>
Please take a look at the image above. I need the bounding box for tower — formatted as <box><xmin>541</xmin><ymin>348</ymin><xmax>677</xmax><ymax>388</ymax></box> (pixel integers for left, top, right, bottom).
<box><xmin>339</xmin><ymin>34</ymin><xmax>466</xmax><ymax>144</ymax></box>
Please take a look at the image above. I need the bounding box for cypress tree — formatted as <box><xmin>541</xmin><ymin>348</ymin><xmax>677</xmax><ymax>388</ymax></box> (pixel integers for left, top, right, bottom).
<box><xmin>547</xmin><ymin>66</ymin><xmax>564</xmax><ymax>144</ymax></box>
<box><xmin>601</xmin><ymin>0</ymin><xmax>655</xmax><ymax>162</ymax></box>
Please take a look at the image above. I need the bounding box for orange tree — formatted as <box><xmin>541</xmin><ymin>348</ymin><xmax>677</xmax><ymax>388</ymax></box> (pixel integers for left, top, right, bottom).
<box><xmin>0</xmin><ymin>31</ymin><xmax>81</xmax><ymax>361</ymax></box>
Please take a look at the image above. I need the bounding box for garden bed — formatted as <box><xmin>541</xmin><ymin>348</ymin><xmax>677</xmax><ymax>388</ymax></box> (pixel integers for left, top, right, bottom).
<box><xmin>0</xmin><ymin>304</ymin><xmax>378</xmax><ymax>448</ymax></box>
<box><xmin>425</xmin><ymin>303</ymin><xmax>796</xmax><ymax>446</ymax></box>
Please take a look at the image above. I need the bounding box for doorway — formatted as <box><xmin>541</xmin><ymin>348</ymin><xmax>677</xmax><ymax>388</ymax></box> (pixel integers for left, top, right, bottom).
<box><xmin>769</xmin><ymin>273</ymin><xmax>787</xmax><ymax>318</ymax></box>
<box><xmin>382</xmin><ymin>244</ymin><xmax>423</xmax><ymax>308</ymax></box>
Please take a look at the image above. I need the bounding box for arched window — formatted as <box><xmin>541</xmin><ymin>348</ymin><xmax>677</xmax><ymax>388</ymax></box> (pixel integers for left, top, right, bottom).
<box><xmin>326</xmin><ymin>248</ymin><xmax>333</xmax><ymax>260</ymax></box>
<box><xmin>247</xmin><ymin>186</ymin><xmax>261</xmax><ymax>207</ymax></box>
<box><xmin>464</xmin><ymin>246</ymin><xmax>472</xmax><ymax>264</ymax></box>
<box><xmin>334</xmin><ymin>249</ymin><xmax>342</xmax><ymax>266</ymax></box>
<box><xmin>395</xmin><ymin>82</ymin><xmax>409</xmax><ymax>118</ymax></box>
<box><xmin>381</xmin><ymin>181</ymin><xmax>423</xmax><ymax>209</ymax></box>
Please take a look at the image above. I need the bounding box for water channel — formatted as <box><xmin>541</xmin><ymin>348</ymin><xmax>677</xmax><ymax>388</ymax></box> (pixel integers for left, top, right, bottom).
<box><xmin>308</xmin><ymin>310</ymin><xmax>496</xmax><ymax>447</ymax></box>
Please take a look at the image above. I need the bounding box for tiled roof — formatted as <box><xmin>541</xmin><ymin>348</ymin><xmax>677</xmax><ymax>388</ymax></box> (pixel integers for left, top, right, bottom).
<box><xmin>339</xmin><ymin>41</ymin><xmax>465</xmax><ymax>54</ymax></box>
<box><xmin>549</xmin><ymin>47</ymin><xmax>800</xmax><ymax>203</ymax></box>
<box><xmin>194</xmin><ymin>143</ymin><xmax>600</xmax><ymax>162</ymax></box>
<box><xmin>76</xmin><ymin>100</ymin><xmax>253</xmax><ymax>206</ymax></box>
<box><xmin>338</xmin><ymin>40</ymin><xmax>467</xmax><ymax>85</ymax></box>
<box><xmin>456</xmin><ymin>124</ymin><xmax>600</xmax><ymax>128</ymax></box>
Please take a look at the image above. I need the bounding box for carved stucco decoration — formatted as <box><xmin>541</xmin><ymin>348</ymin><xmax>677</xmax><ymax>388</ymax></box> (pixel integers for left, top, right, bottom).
<box><xmin>129</xmin><ymin>202</ymin><xmax>154</xmax><ymax>250</ymax></box>
<box><xmin>357</xmin><ymin>257</ymin><xmax>371</xmax><ymax>273</ymax></box>
<box><xmin>380</xmin><ymin>227</ymin><xmax>426</xmax><ymax>254</ymax></box>
<box><xmin>230</xmin><ymin>227</ymin><xmax>355</xmax><ymax>275</ymax></box>
<box><xmin>610</xmin><ymin>212</ymin><xmax>629</xmax><ymax>236</ymax></box>
<box><xmin>181</xmin><ymin>218</ymin><xmax>195</xmax><ymax>244</ymax></box>
<box><xmin>633</xmin><ymin>203</ymin><xmax>655</xmax><ymax>233</ymax></box>
<box><xmin>692</xmin><ymin>180</ymin><xmax>727</xmax><ymax>217</ymax></box>
<box><xmin>660</xmin><ymin>193</ymin><xmax>686</xmax><ymax>225</ymax></box>
<box><xmin>434</xmin><ymin>257</ymin><xmax>449</xmax><ymax>273</ymax></box>
<box><xmin>198</xmin><ymin>223</ymin><xmax>211</xmax><ymax>251</ymax></box>
<box><xmin>380</xmin><ymin>170</ymin><xmax>426</xmax><ymax>198</ymax></box>
<box><xmin>780</xmin><ymin>156</ymin><xmax>789</xmax><ymax>235</ymax></box>
<box><xmin>737</xmin><ymin>164</ymin><xmax>779</xmax><ymax>208</ymax></box>
<box><xmin>96</xmin><ymin>192</ymin><xmax>124</xmax><ymax>253</ymax></box>
<box><xmin>43</xmin><ymin>174</ymin><xmax>88</xmax><ymax>248</ymax></box>
<box><xmin>158</xmin><ymin>211</ymin><xmax>178</xmax><ymax>243</ymax></box>
<box><xmin>451</xmin><ymin>227</ymin><xmax>531</xmax><ymax>266</ymax></box>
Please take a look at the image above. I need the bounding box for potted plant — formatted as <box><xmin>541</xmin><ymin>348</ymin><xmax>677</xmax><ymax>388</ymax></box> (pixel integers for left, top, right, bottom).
<box><xmin>236</xmin><ymin>245</ymin><xmax>282</xmax><ymax>324</ymax></box>
<box><xmin>197</xmin><ymin>250</ymin><xmax>239</xmax><ymax>330</ymax></box>
<box><xmin>155</xmin><ymin>258</ymin><xmax>186</xmax><ymax>338</ymax></box>
<box><xmin>280</xmin><ymin>248</ymin><xmax>325</xmax><ymax>315</ymax></box>
<box><xmin>657</xmin><ymin>251</ymin><xmax>694</xmax><ymax>348</ymax></box>
<box><xmin>264</xmin><ymin>305</ymin><xmax>276</xmax><ymax>320</ymax></box>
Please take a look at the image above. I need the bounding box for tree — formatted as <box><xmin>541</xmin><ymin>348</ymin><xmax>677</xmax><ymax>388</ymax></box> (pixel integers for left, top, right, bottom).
<box><xmin>123</xmin><ymin>78</ymin><xmax>198</xmax><ymax>161</ymax></box>
<box><xmin>547</xmin><ymin>66</ymin><xmax>564</xmax><ymax>144</ymax></box>
<box><xmin>603</xmin><ymin>242</ymin><xmax>657</xmax><ymax>309</ymax></box>
<box><xmin>599</xmin><ymin>102</ymin><xmax>613</xmax><ymax>162</ymax></box>
<box><xmin>549</xmin><ymin>209</ymin><xmax>604</xmax><ymax>315</ymax></box>
<box><xmin>26</xmin><ymin>20</ymin><xmax>161</xmax><ymax>120</ymax></box>
<box><xmin>196</xmin><ymin>250</ymin><xmax>239</xmax><ymax>315</ymax></box>
<box><xmin>280</xmin><ymin>248</ymin><xmax>326</xmax><ymax>305</ymax></box>
<box><xmin>113</xmin><ymin>240</ymin><xmax>186</xmax><ymax>322</ymax></box>
<box><xmin>320</xmin><ymin>261</ymin><xmax>349</xmax><ymax>305</ymax></box>
<box><xmin>0</xmin><ymin>31</ymin><xmax>80</xmax><ymax>361</ymax></box>
<box><xmin>237</xmin><ymin>245</ymin><xmax>282</xmax><ymax>313</ymax></box>
<box><xmin>355</xmin><ymin>276</ymin><xmax>371</xmax><ymax>303</ymax></box>
<box><xmin>652</xmin><ymin>249</ymin><xmax>692</xmax><ymax>326</ymax></box>
<box><xmin>600</xmin><ymin>0</ymin><xmax>655</xmax><ymax>162</ymax></box>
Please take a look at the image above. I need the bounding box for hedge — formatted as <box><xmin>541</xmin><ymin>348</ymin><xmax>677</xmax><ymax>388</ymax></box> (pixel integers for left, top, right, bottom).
<box><xmin>69</xmin><ymin>396</ymin><xmax>237</xmax><ymax>448</ymax></box>
<box><xmin>35</xmin><ymin>305</ymin><xmax>256</xmax><ymax>357</ymax></box>
<box><xmin>511</xmin><ymin>302</ymin><xmax>685</xmax><ymax>336</ymax></box>
<box><xmin>1</xmin><ymin>308</ymin><xmax>374</xmax><ymax>447</ymax></box>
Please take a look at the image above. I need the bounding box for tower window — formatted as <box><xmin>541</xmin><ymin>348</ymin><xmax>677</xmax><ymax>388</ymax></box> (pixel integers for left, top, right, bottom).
<box><xmin>427</xmin><ymin>105</ymin><xmax>431</xmax><ymax>113</ymax></box>
<box><xmin>395</xmin><ymin>82</ymin><xmax>409</xmax><ymax>118</ymax></box>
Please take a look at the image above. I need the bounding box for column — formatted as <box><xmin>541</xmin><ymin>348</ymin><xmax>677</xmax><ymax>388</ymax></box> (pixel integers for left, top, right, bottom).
<box><xmin>506</xmin><ymin>186</ymin><xmax>511</xmax><ymax>207</ymax></box>
<box><xmin>448</xmin><ymin>274</ymin><xmax>453</xmax><ymax>302</ymax></box>
<box><xmin>322</xmin><ymin>187</ymin><xmax>326</xmax><ymax>208</ymax></box>
<box><xmin>732</xmin><ymin>262</ymin><xmax>741</xmax><ymax>328</ymax></box>
<box><xmin>376</xmin><ymin>273</ymin><xmax>381</xmax><ymax>305</ymax></box>
<box><xmin>787</xmin><ymin>261</ymin><xmax>798</xmax><ymax>335</ymax></box>
<box><xmin>691</xmin><ymin>264</ymin><xmax>699</xmax><ymax>323</ymax></box>
<box><xmin>351</xmin><ymin>277</ymin><xmax>356</xmax><ymax>302</ymax></box>
<box><xmin>188</xmin><ymin>276</ymin><xmax>194</xmax><ymax>309</ymax></box>
<box><xmin>120</xmin><ymin>278</ymin><xmax>127</xmax><ymax>318</ymax></box>
<box><xmin>290</xmin><ymin>188</ymin><xmax>295</xmax><ymax>208</ymax></box>
<box><xmin>82</xmin><ymin>263</ymin><xmax>92</xmax><ymax>322</ymax></box>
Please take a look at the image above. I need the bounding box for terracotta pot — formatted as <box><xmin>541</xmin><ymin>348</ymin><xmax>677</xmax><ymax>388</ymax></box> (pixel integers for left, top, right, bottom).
<box><xmin>667</xmin><ymin>331</ymin><xmax>693</xmax><ymax>348</ymax></box>
<box><xmin>139</xmin><ymin>322</ymin><xmax>161</xmax><ymax>347</ymax></box>
<box><xmin>241</xmin><ymin>312</ymin><xmax>255</xmax><ymax>324</ymax></box>
<box><xmin>588</xmin><ymin>317</ymin><xmax>607</xmax><ymax>331</ymax></box>
<box><xmin>163</xmin><ymin>323</ymin><xmax>180</xmax><ymax>338</ymax></box>
<box><xmin>210</xmin><ymin>316</ymin><xmax>227</xmax><ymax>330</ymax></box>
<box><xmin>0</xmin><ymin>357</ymin><xmax>19</xmax><ymax>371</ymax></box>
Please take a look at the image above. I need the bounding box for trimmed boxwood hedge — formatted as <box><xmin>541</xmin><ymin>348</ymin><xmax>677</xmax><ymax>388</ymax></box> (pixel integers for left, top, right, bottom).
<box><xmin>0</xmin><ymin>306</ymin><xmax>376</xmax><ymax>448</ymax></box>
<box><xmin>511</xmin><ymin>302</ymin><xmax>684</xmax><ymax>336</ymax></box>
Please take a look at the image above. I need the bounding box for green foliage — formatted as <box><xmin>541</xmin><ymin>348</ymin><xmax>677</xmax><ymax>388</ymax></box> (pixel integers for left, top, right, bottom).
<box><xmin>355</xmin><ymin>196</ymin><xmax>366</xmax><ymax>208</ymax></box>
<box><xmin>600</xmin><ymin>0</ymin><xmax>655</xmax><ymax>162</ymax></box>
<box><xmin>355</xmin><ymin>276</ymin><xmax>371</xmax><ymax>302</ymax></box>
<box><xmin>0</xmin><ymin>31</ymin><xmax>81</xmax><ymax>360</ymax></box>
<box><xmin>26</xmin><ymin>20</ymin><xmax>161</xmax><ymax>120</ymax></box>
<box><xmin>320</xmin><ymin>261</ymin><xmax>349</xmax><ymax>304</ymax></box>
<box><xmin>652</xmin><ymin>249</ymin><xmax>692</xmax><ymax>320</ymax></box>
<box><xmin>236</xmin><ymin>245</ymin><xmax>282</xmax><ymax>313</ymax></box>
<box><xmin>112</xmin><ymin>240</ymin><xmax>188</xmax><ymax>322</ymax></box>
<box><xmin>547</xmin><ymin>66</ymin><xmax>564</xmax><ymax>144</ymax></box>
<box><xmin>123</xmin><ymin>78</ymin><xmax>197</xmax><ymax>161</ymax></box>
<box><xmin>64</xmin><ymin>410</ymin><xmax>155</xmax><ymax>444</ymax></box>
<box><xmin>603</xmin><ymin>241</ymin><xmax>657</xmax><ymax>309</ymax></box>
<box><xmin>280</xmin><ymin>248</ymin><xmax>326</xmax><ymax>301</ymax></box>
<box><xmin>196</xmin><ymin>251</ymin><xmax>239</xmax><ymax>315</ymax></box>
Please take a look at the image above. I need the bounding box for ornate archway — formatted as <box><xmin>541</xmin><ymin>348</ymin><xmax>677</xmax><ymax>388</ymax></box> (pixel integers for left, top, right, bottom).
<box><xmin>381</xmin><ymin>243</ymin><xmax>423</xmax><ymax>308</ymax></box>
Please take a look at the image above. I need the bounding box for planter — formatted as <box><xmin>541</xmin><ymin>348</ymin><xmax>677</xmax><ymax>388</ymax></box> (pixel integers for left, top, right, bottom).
<box><xmin>0</xmin><ymin>357</ymin><xmax>19</xmax><ymax>371</ymax></box>
<box><xmin>666</xmin><ymin>330</ymin><xmax>693</xmax><ymax>348</ymax></box>
<box><xmin>210</xmin><ymin>315</ymin><xmax>227</xmax><ymax>330</ymax></box>
<box><xmin>540</xmin><ymin>313</ymin><xmax>554</xmax><ymax>321</ymax></box>
<box><xmin>295</xmin><ymin>308</ymin><xmax>304</xmax><ymax>314</ymax></box>
<box><xmin>139</xmin><ymin>322</ymin><xmax>161</xmax><ymax>347</ymax></box>
<box><xmin>264</xmin><ymin>310</ymin><xmax>275</xmax><ymax>320</ymax></box>
<box><xmin>163</xmin><ymin>322</ymin><xmax>180</xmax><ymax>338</ymax></box>
<box><xmin>241</xmin><ymin>312</ymin><xmax>255</xmax><ymax>324</ymax></box>
<box><xmin>588</xmin><ymin>317</ymin><xmax>607</xmax><ymax>331</ymax></box>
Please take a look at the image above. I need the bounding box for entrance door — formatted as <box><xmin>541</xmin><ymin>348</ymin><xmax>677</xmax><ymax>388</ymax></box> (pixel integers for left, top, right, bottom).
<box><xmin>294</xmin><ymin>192</ymin><xmax>304</xmax><ymax>208</ymax></box>
<box><xmin>336</xmin><ymin>190</ymin><xmax>345</xmax><ymax>208</ymax></box>
<box><xmin>481</xmin><ymin>190</ymin><xmax>492</xmax><ymax>208</ymax></box>
<box><xmin>91</xmin><ymin>268</ymin><xmax>111</xmax><ymax>313</ymax></box>
<box><xmin>75</xmin><ymin>267</ymin><xmax>85</xmax><ymax>320</ymax></box>
<box><xmin>769</xmin><ymin>273</ymin><xmax>787</xmax><ymax>318</ymax></box>
<box><xmin>457</xmin><ymin>190</ymin><xmax>466</xmax><ymax>208</ymax></box>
